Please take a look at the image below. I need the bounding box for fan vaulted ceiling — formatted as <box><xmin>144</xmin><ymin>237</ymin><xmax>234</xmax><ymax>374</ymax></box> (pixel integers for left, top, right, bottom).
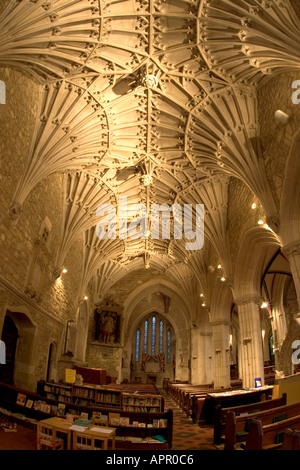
<box><xmin>1</xmin><ymin>0</ymin><xmax>299</xmax><ymax>301</ymax></box>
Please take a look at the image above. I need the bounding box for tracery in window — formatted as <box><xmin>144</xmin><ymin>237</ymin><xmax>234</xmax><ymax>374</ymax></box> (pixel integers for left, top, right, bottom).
<box><xmin>152</xmin><ymin>316</ymin><xmax>156</xmax><ymax>355</ymax></box>
<box><xmin>136</xmin><ymin>329</ymin><xmax>140</xmax><ymax>361</ymax></box>
<box><xmin>144</xmin><ymin>320</ymin><xmax>148</xmax><ymax>353</ymax></box>
<box><xmin>135</xmin><ymin>313</ymin><xmax>174</xmax><ymax>364</ymax></box>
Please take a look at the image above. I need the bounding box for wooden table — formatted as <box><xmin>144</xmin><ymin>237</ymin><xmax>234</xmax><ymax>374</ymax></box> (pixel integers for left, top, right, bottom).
<box><xmin>37</xmin><ymin>417</ymin><xmax>73</xmax><ymax>450</ymax></box>
<box><xmin>72</xmin><ymin>425</ymin><xmax>116</xmax><ymax>450</ymax></box>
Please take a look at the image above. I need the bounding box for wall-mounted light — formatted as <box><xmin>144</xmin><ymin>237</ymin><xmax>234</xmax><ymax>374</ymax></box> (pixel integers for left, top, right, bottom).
<box><xmin>217</xmin><ymin>264</ymin><xmax>222</xmax><ymax>269</ymax></box>
<box><xmin>275</xmin><ymin>109</ymin><xmax>290</xmax><ymax>124</ymax></box>
<box><xmin>229</xmin><ymin>334</ymin><xmax>232</xmax><ymax>346</ymax></box>
<box><xmin>243</xmin><ymin>337</ymin><xmax>252</xmax><ymax>345</ymax></box>
<box><xmin>202</xmin><ymin>302</ymin><xmax>206</xmax><ymax>307</ymax></box>
<box><xmin>221</xmin><ymin>276</ymin><xmax>226</xmax><ymax>282</ymax></box>
<box><xmin>84</xmin><ymin>295</ymin><xmax>88</xmax><ymax>301</ymax></box>
<box><xmin>62</xmin><ymin>267</ymin><xmax>68</xmax><ymax>274</ymax></box>
<box><xmin>262</xmin><ymin>330</ymin><xmax>265</xmax><ymax>341</ymax></box>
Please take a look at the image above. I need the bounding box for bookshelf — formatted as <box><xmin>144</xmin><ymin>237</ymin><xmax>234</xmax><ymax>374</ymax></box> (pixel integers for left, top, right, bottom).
<box><xmin>44</xmin><ymin>383</ymin><xmax>72</xmax><ymax>403</ymax></box>
<box><xmin>0</xmin><ymin>381</ymin><xmax>173</xmax><ymax>449</ymax></box>
<box><xmin>122</xmin><ymin>393</ymin><xmax>163</xmax><ymax>412</ymax></box>
<box><xmin>72</xmin><ymin>384</ymin><xmax>122</xmax><ymax>409</ymax></box>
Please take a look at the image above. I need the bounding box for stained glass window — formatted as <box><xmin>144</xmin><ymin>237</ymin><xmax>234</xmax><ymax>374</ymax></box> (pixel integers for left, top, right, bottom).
<box><xmin>159</xmin><ymin>320</ymin><xmax>163</xmax><ymax>354</ymax></box>
<box><xmin>152</xmin><ymin>316</ymin><xmax>156</xmax><ymax>355</ymax></box>
<box><xmin>167</xmin><ymin>329</ymin><xmax>171</xmax><ymax>362</ymax></box>
<box><xmin>144</xmin><ymin>320</ymin><xmax>148</xmax><ymax>353</ymax></box>
<box><xmin>136</xmin><ymin>329</ymin><xmax>140</xmax><ymax>361</ymax></box>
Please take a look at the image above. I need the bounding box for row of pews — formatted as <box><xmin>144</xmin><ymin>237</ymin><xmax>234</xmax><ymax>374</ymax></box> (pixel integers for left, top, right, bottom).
<box><xmin>222</xmin><ymin>395</ymin><xmax>300</xmax><ymax>450</ymax></box>
<box><xmin>167</xmin><ymin>380</ymin><xmax>244</xmax><ymax>425</ymax></box>
<box><xmin>168</xmin><ymin>380</ymin><xmax>300</xmax><ymax>450</ymax></box>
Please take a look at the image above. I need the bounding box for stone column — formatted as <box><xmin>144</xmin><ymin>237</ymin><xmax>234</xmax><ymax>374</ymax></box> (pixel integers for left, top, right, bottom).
<box><xmin>282</xmin><ymin>241</ymin><xmax>300</xmax><ymax>311</ymax></box>
<box><xmin>236</xmin><ymin>295</ymin><xmax>264</xmax><ymax>389</ymax></box>
<box><xmin>211</xmin><ymin>320</ymin><xmax>231</xmax><ymax>389</ymax></box>
<box><xmin>190</xmin><ymin>327</ymin><xmax>213</xmax><ymax>384</ymax></box>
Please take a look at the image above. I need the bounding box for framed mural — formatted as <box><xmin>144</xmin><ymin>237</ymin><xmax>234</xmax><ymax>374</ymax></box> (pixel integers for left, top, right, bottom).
<box><xmin>94</xmin><ymin>301</ymin><xmax>121</xmax><ymax>345</ymax></box>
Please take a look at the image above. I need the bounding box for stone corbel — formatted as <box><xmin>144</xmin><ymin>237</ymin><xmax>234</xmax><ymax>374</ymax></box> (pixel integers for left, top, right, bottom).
<box><xmin>8</xmin><ymin>201</ymin><xmax>23</xmax><ymax>223</ymax></box>
<box><xmin>266</xmin><ymin>214</ymin><xmax>280</xmax><ymax>234</ymax></box>
<box><xmin>282</xmin><ymin>240</ymin><xmax>300</xmax><ymax>258</ymax></box>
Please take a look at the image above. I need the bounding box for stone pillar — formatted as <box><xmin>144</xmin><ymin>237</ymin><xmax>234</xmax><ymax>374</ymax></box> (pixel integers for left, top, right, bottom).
<box><xmin>282</xmin><ymin>241</ymin><xmax>300</xmax><ymax>311</ymax></box>
<box><xmin>211</xmin><ymin>320</ymin><xmax>231</xmax><ymax>389</ymax></box>
<box><xmin>236</xmin><ymin>296</ymin><xmax>264</xmax><ymax>389</ymax></box>
<box><xmin>190</xmin><ymin>327</ymin><xmax>213</xmax><ymax>385</ymax></box>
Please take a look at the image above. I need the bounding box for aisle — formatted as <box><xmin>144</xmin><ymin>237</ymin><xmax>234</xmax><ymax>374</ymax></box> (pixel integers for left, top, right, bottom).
<box><xmin>162</xmin><ymin>392</ymin><xmax>217</xmax><ymax>450</ymax></box>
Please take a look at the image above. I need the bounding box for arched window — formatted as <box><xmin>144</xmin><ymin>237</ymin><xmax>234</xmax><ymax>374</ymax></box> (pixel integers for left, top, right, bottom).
<box><xmin>144</xmin><ymin>320</ymin><xmax>148</xmax><ymax>353</ymax></box>
<box><xmin>136</xmin><ymin>329</ymin><xmax>140</xmax><ymax>361</ymax></box>
<box><xmin>159</xmin><ymin>320</ymin><xmax>163</xmax><ymax>354</ymax></box>
<box><xmin>134</xmin><ymin>313</ymin><xmax>174</xmax><ymax>364</ymax></box>
<box><xmin>151</xmin><ymin>316</ymin><xmax>156</xmax><ymax>355</ymax></box>
<box><xmin>167</xmin><ymin>329</ymin><xmax>171</xmax><ymax>363</ymax></box>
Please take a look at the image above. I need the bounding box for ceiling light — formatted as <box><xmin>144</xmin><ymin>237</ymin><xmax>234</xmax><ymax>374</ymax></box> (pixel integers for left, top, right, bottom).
<box><xmin>84</xmin><ymin>296</ymin><xmax>88</xmax><ymax>301</ymax></box>
<box><xmin>202</xmin><ymin>302</ymin><xmax>206</xmax><ymax>307</ymax></box>
<box><xmin>200</xmin><ymin>293</ymin><xmax>204</xmax><ymax>297</ymax></box>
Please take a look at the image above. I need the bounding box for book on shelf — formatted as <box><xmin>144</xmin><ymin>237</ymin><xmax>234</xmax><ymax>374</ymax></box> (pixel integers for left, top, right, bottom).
<box><xmin>109</xmin><ymin>412</ymin><xmax>120</xmax><ymax>426</ymax></box>
<box><xmin>57</xmin><ymin>403</ymin><xmax>66</xmax><ymax>417</ymax></box>
<box><xmin>16</xmin><ymin>393</ymin><xmax>26</xmax><ymax>406</ymax></box>
<box><xmin>25</xmin><ymin>399</ymin><xmax>33</xmax><ymax>409</ymax></box>
<box><xmin>119</xmin><ymin>417</ymin><xmax>130</xmax><ymax>426</ymax></box>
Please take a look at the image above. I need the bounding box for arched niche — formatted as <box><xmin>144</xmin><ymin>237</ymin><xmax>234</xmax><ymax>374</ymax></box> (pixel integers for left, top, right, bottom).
<box><xmin>1</xmin><ymin>307</ymin><xmax>36</xmax><ymax>390</ymax></box>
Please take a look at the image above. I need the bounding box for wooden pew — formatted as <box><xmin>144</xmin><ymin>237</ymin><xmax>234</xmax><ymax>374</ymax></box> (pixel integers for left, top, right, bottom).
<box><xmin>211</xmin><ymin>387</ymin><xmax>274</xmax><ymax>441</ymax></box>
<box><xmin>281</xmin><ymin>428</ymin><xmax>300</xmax><ymax>450</ymax></box>
<box><xmin>225</xmin><ymin>397</ymin><xmax>300</xmax><ymax>450</ymax></box>
<box><xmin>245</xmin><ymin>414</ymin><xmax>300</xmax><ymax>450</ymax></box>
<box><xmin>191</xmin><ymin>384</ymin><xmax>244</xmax><ymax>425</ymax></box>
<box><xmin>216</xmin><ymin>394</ymin><xmax>287</xmax><ymax>447</ymax></box>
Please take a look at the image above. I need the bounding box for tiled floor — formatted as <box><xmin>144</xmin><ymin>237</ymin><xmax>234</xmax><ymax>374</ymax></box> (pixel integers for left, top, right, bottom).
<box><xmin>163</xmin><ymin>392</ymin><xmax>217</xmax><ymax>450</ymax></box>
<box><xmin>0</xmin><ymin>393</ymin><xmax>217</xmax><ymax>451</ymax></box>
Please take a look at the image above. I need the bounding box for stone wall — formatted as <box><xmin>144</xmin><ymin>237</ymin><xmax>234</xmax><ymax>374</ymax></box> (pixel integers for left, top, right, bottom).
<box><xmin>0</xmin><ymin>67</ymin><xmax>84</xmax><ymax>390</ymax></box>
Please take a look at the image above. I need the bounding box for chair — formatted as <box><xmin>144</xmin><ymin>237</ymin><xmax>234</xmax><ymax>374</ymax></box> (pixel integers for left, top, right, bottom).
<box><xmin>37</xmin><ymin>423</ymin><xmax>64</xmax><ymax>450</ymax></box>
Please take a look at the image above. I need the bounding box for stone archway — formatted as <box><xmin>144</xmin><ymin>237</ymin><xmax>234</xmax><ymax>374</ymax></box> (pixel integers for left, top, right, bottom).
<box><xmin>1</xmin><ymin>308</ymin><xmax>37</xmax><ymax>389</ymax></box>
<box><xmin>122</xmin><ymin>279</ymin><xmax>190</xmax><ymax>385</ymax></box>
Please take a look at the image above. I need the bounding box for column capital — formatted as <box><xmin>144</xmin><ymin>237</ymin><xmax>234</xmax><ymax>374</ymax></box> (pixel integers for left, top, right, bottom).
<box><xmin>210</xmin><ymin>320</ymin><xmax>230</xmax><ymax>327</ymax></box>
<box><xmin>282</xmin><ymin>239</ymin><xmax>300</xmax><ymax>257</ymax></box>
<box><xmin>234</xmin><ymin>294</ymin><xmax>262</xmax><ymax>307</ymax></box>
